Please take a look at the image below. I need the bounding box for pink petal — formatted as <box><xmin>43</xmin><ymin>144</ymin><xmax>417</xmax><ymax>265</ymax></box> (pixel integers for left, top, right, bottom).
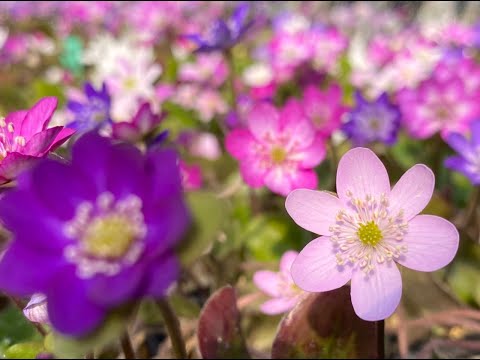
<box><xmin>264</xmin><ymin>167</ymin><xmax>293</xmax><ymax>196</ymax></box>
<box><xmin>22</xmin><ymin>127</ymin><xmax>63</xmax><ymax>156</ymax></box>
<box><xmin>253</xmin><ymin>270</ymin><xmax>282</xmax><ymax>297</ymax></box>
<box><xmin>297</xmin><ymin>136</ymin><xmax>326</xmax><ymax>168</ymax></box>
<box><xmin>260</xmin><ymin>297</ymin><xmax>298</xmax><ymax>315</ymax></box>
<box><xmin>0</xmin><ymin>152</ymin><xmax>39</xmax><ymax>181</ymax></box>
<box><xmin>288</xmin><ymin>169</ymin><xmax>318</xmax><ymax>192</ymax></box>
<box><xmin>49</xmin><ymin>127</ymin><xmax>75</xmax><ymax>150</ymax></box>
<box><xmin>5</xmin><ymin>110</ymin><xmax>27</xmax><ymax>139</ymax></box>
<box><xmin>285</xmin><ymin>189</ymin><xmax>343</xmax><ymax>236</ymax></box>
<box><xmin>389</xmin><ymin>164</ymin><xmax>435</xmax><ymax>221</ymax></box>
<box><xmin>239</xmin><ymin>159</ymin><xmax>267</xmax><ymax>188</ymax></box>
<box><xmin>280</xmin><ymin>100</ymin><xmax>315</xmax><ymax>147</ymax></box>
<box><xmin>20</xmin><ymin>97</ymin><xmax>58</xmax><ymax>138</ymax></box>
<box><xmin>336</xmin><ymin>147</ymin><xmax>390</xmax><ymax>204</ymax></box>
<box><xmin>351</xmin><ymin>263</ymin><xmax>402</xmax><ymax>321</ymax></box>
<box><xmin>291</xmin><ymin>236</ymin><xmax>352</xmax><ymax>292</ymax></box>
<box><xmin>397</xmin><ymin>215</ymin><xmax>459</xmax><ymax>272</ymax></box>
<box><xmin>112</xmin><ymin>122</ymin><xmax>141</xmax><ymax>142</ymax></box>
<box><xmin>225</xmin><ymin>129</ymin><xmax>257</xmax><ymax>160</ymax></box>
<box><xmin>247</xmin><ymin>102</ymin><xmax>280</xmax><ymax>142</ymax></box>
<box><xmin>279</xmin><ymin>251</ymin><xmax>299</xmax><ymax>273</ymax></box>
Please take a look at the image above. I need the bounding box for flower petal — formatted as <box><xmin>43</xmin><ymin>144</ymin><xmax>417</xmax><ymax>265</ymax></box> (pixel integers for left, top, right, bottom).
<box><xmin>144</xmin><ymin>254</ymin><xmax>179</xmax><ymax>297</ymax></box>
<box><xmin>336</xmin><ymin>147</ymin><xmax>390</xmax><ymax>204</ymax></box>
<box><xmin>397</xmin><ymin>215</ymin><xmax>459</xmax><ymax>272</ymax></box>
<box><xmin>280</xmin><ymin>100</ymin><xmax>315</xmax><ymax>147</ymax></box>
<box><xmin>49</xmin><ymin>127</ymin><xmax>75</xmax><ymax>150</ymax></box>
<box><xmin>0</xmin><ymin>152</ymin><xmax>38</xmax><ymax>181</ymax></box>
<box><xmin>389</xmin><ymin>164</ymin><xmax>435</xmax><ymax>221</ymax></box>
<box><xmin>225</xmin><ymin>129</ymin><xmax>257</xmax><ymax>159</ymax></box>
<box><xmin>247</xmin><ymin>102</ymin><xmax>279</xmax><ymax>142</ymax></box>
<box><xmin>291</xmin><ymin>236</ymin><xmax>352</xmax><ymax>292</ymax></box>
<box><xmin>279</xmin><ymin>251</ymin><xmax>299</xmax><ymax>273</ymax></box>
<box><xmin>22</xmin><ymin>127</ymin><xmax>63</xmax><ymax>156</ymax></box>
<box><xmin>260</xmin><ymin>297</ymin><xmax>298</xmax><ymax>315</ymax></box>
<box><xmin>21</xmin><ymin>97</ymin><xmax>58</xmax><ymax>137</ymax></box>
<box><xmin>285</xmin><ymin>189</ymin><xmax>343</xmax><ymax>236</ymax></box>
<box><xmin>351</xmin><ymin>262</ymin><xmax>402</xmax><ymax>321</ymax></box>
<box><xmin>253</xmin><ymin>271</ymin><xmax>282</xmax><ymax>297</ymax></box>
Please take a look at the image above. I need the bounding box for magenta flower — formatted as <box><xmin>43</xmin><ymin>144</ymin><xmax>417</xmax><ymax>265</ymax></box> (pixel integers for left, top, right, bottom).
<box><xmin>226</xmin><ymin>102</ymin><xmax>326</xmax><ymax>196</ymax></box>
<box><xmin>253</xmin><ymin>251</ymin><xmax>306</xmax><ymax>315</ymax></box>
<box><xmin>0</xmin><ymin>97</ymin><xmax>74</xmax><ymax>184</ymax></box>
<box><xmin>180</xmin><ymin>161</ymin><xmax>203</xmax><ymax>190</ymax></box>
<box><xmin>286</xmin><ymin>148</ymin><xmax>459</xmax><ymax>321</ymax></box>
<box><xmin>301</xmin><ymin>84</ymin><xmax>347</xmax><ymax>137</ymax></box>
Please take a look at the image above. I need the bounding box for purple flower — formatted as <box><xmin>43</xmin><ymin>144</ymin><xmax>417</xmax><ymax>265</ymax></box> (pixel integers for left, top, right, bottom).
<box><xmin>185</xmin><ymin>3</ymin><xmax>252</xmax><ymax>52</ymax></box>
<box><xmin>343</xmin><ymin>92</ymin><xmax>401</xmax><ymax>146</ymax></box>
<box><xmin>111</xmin><ymin>102</ymin><xmax>165</xmax><ymax>143</ymax></box>
<box><xmin>67</xmin><ymin>82</ymin><xmax>112</xmax><ymax>132</ymax></box>
<box><xmin>286</xmin><ymin>148</ymin><xmax>459</xmax><ymax>321</ymax></box>
<box><xmin>0</xmin><ymin>132</ymin><xmax>190</xmax><ymax>336</ymax></box>
<box><xmin>444</xmin><ymin>120</ymin><xmax>480</xmax><ymax>184</ymax></box>
<box><xmin>253</xmin><ymin>251</ymin><xmax>306</xmax><ymax>315</ymax></box>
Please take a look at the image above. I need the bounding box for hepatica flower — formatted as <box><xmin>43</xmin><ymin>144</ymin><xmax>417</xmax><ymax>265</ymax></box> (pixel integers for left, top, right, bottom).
<box><xmin>0</xmin><ymin>132</ymin><xmax>190</xmax><ymax>335</ymax></box>
<box><xmin>253</xmin><ymin>250</ymin><xmax>306</xmax><ymax>315</ymax></box>
<box><xmin>67</xmin><ymin>82</ymin><xmax>111</xmax><ymax>132</ymax></box>
<box><xmin>226</xmin><ymin>102</ymin><xmax>326</xmax><ymax>196</ymax></box>
<box><xmin>343</xmin><ymin>92</ymin><xmax>401</xmax><ymax>146</ymax></box>
<box><xmin>286</xmin><ymin>148</ymin><xmax>459</xmax><ymax>321</ymax></box>
<box><xmin>0</xmin><ymin>97</ymin><xmax>74</xmax><ymax>184</ymax></box>
<box><xmin>445</xmin><ymin>120</ymin><xmax>480</xmax><ymax>184</ymax></box>
<box><xmin>185</xmin><ymin>3</ymin><xmax>252</xmax><ymax>52</ymax></box>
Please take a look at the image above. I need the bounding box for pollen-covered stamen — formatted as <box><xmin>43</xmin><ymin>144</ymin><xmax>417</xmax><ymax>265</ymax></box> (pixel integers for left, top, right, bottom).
<box><xmin>63</xmin><ymin>192</ymin><xmax>147</xmax><ymax>278</ymax></box>
<box><xmin>270</xmin><ymin>147</ymin><xmax>287</xmax><ymax>164</ymax></box>
<box><xmin>330</xmin><ymin>192</ymin><xmax>409</xmax><ymax>274</ymax></box>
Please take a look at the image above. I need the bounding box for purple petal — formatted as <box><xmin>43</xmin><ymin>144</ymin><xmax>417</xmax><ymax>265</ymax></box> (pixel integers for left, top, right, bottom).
<box><xmin>351</xmin><ymin>263</ymin><xmax>402</xmax><ymax>321</ymax></box>
<box><xmin>47</xmin><ymin>270</ymin><xmax>106</xmax><ymax>336</ymax></box>
<box><xmin>253</xmin><ymin>271</ymin><xmax>282</xmax><ymax>297</ymax></box>
<box><xmin>389</xmin><ymin>164</ymin><xmax>435</xmax><ymax>221</ymax></box>
<box><xmin>397</xmin><ymin>215</ymin><xmax>459</xmax><ymax>272</ymax></box>
<box><xmin>21</xmin><ymin>97</ymin><xmax>58</xmax><ymax>137</ymax></box>
<box><xmin>22</xmin><ymin>127</ymin><xmax>63</xmax><ymax>156</ymax></box>
<box><xmin>470</xmin><ymin>120</ymin><xmax>480</xmax><ymax>147</ymax></box>
<box><xmin>446</xmin><ymin>132</ymin><xmax>473</xmax><ymax>156</ymax></box>
<box><xmin>259</xmin><ymin>297</ymin><xmax>298</xmax><ymax>315</ymax></box>
<box><xmin>230</xmin><ymin>3</ymin><xmax>250</xmax><ymax>36</ymax></box>
<box><xmin>286</xmin><ymin>189</ymin><xmax>343</xmax><ymax>236</ymax></box>
<box><xmin>291</xmin><ymin>236</ymin><xmax>352</xmax><ymax>292</ymax></box>
<box><xmin>336</xmin><ymin>147</ymin><xmax>390</xmax><ymax>204</ymax></box>
<box><xmin>112</xmin><ymin>122</ymin><xmax>141</xmax><ymax>142</ymax></box>
<box><xmin>144</xmin><ymin>254</ymin><xmax>179</xmax><ymax>297</ymax></box>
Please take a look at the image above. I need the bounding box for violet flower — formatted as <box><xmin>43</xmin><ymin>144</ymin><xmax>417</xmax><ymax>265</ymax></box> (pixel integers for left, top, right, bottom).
<box><xmin>185</xmin><ymin>3</ymin><xmax>252</xmax><ymax>53</ymax></box>
<box><xmin>342</xmin><ymin>92</ymin><xmax>401</xmax><ymax>146</ymax></box>
<box><xmin>0</xmin><ymin>97</ymin><xmax>74</xmax><ymax>184</ymax></box>
<box><xmin>445</xmin><ymin>120</ymin><xmax>480</xmax><ymax>184</ymax></box>
<box><xmin>253</xmin><ymin>251</ymin><xmax>306</xmax><ymax>315</ymax></box>
<box><xmin>0</xmin><ymin>132</ymin><xmax>190</xmax><ymax>336</ymax></box>
<box><xmin>111</xmin><ymin>102</ymin><xmax>164</xmax><ymax>144</ymax></box>
<box><xmin>286</xmin><ymin>148</ymin><xmax>459</xmax><ymax>321</ymax></box>
<box><xmin>67</xmin><ymin>82</ymin><xmax>112</xmax><ymax>132</ymax></box>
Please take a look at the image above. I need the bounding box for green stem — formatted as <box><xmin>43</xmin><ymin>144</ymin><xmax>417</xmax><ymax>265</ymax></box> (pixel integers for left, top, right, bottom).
<box><xmin>225</xmin><ymin>48</ymin><xmax>239</xmax><ymax>115</ymax></box>
<box><xmin>120</xmin><ymin>332</ymin><xmax>135</xmax><ymax>359</ymax></box>
<box><xmin>157</xmin><ymin>299</ymin><xmax>187</xmax><ymax>359</ymax></box>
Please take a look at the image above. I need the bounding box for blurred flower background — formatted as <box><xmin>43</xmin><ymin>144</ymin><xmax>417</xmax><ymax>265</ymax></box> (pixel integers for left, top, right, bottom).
<box><xmin>0</xmin><ymin>1</ymin><xmax>480</xmax><ymax>359</ymax></box>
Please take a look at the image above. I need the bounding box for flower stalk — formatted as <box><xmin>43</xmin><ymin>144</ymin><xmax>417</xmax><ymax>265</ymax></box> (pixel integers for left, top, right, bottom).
<box><xmin>157</xmin><ymin>298</ymin><xmax>187</xmax><ymax>359</ymax></box>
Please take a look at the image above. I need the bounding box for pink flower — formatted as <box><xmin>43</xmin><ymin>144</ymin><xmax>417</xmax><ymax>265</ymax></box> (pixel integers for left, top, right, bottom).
<box><xmin>301</xmin><ymin>84</ymin><xmax>347</xmax><ymax>137</ymax></box>
<box><xmin>180</xmin><ymin>161</ymin><xmax>203</xmax><ymax>190</ymax></box>
<box><xmin>178</xmin><ymin>53</ymin><xmax>228</xmax><ymax>88</ymax></box>
<box><xmin>0</xmin><ymin>97</ymin><xmax>74</xmax><ymax>184</ymax></box>
<box><xmin>253</xmin><ymin>251</ymin><xmax>306</xmax><ymax>315</ymax></box>
<box><xmin>286</xmin><ymin>148</ymin><xmax>459</xmax><ymax>321</ymax></box>
<box><xmin>226</xmin><ymin>101</ymin><xmax>326</xmax><ymax>196</ymax></box>
<box><xmin>398</xmin><ymin>58</ymin><xmax>480</xmax><ymax>139</ymax></box>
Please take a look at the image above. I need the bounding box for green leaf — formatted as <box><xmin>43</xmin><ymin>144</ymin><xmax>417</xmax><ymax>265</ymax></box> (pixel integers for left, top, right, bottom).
<box><xmin>160</xmin><ymin>102</ymin><xmax>200</xmax><ymax>138</ymax></box>
<box><xmin>177</xmin><ymin>191</ymin><xmax>228</xmax><ymax>266</ymax></box>
<box><xmin>4</xmin><ymin>341</ymin><xmax>45</xmax><ymax>359</ymax></box>
<box><xmin>0</xmin><ymin>305</ymin><xmax>40</xmax><ymax>346</ymax></box>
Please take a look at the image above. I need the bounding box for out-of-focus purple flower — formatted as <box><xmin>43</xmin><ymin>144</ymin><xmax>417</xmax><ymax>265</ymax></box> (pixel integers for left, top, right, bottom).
<box><xmin>342</xmin><ymin>92</ymin><xmax>401</xmax><ymax>146</ymax></box>
<box><xmin>301</xmin><ymin>84</ymin><xmax>348</xmax><ymax>138</ymax></box>
<box><xmin>0</xmin><ymin>132</ymin><xmax>190</xmax><ymax>336</ymax></box>
<box><xmin>226</xmin><ymin>101</ymin><xmax>326</xmax><ymax>196</ymax></box>
<box><xmin>111</xmin><ymin>102</ymin><xmax>164</xmax><ymax>143</ymax></box>
<box><xmin>180</xmin><ymin>161</ymin><xmax>203</xmax><ymax>190</ymax></box>
<box><xmin>253</xmin><ymin>251</ymin><xmax>306</xmax><ymax>315</ymax></box>
<box><xmin>67</xmin><ymin>82</ymin><xmax>112</xmax><ymax>132</ymax></box>
<box><xmin>23</xmin><ymin>293</ymin><xmax>49</xmax><ymax>324</ymax></box>
<box><xmin>445</xmin><ymin>120</ymin><xmax>480</xmax><ymax>184</ymax></box>
<box><xmin>185</xmin><ymin>3</ymin><xmax>252</xmax><ymax>52</ymax></box>
<box><xmin>0</xmin><ymin>97</ymin><xmax>74</xmax><ymax>184</ymax></box>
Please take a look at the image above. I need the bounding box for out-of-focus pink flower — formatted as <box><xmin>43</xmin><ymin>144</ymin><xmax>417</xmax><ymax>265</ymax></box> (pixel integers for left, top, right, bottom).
<box><xmin>286</xmin><ymin>148</ymin><xmax>459</xmax><ymax>321</ymax></box>
<box><xmin>180</xmin><ymin>161</ymin><xmax>203</xmax><ymax>190</ymax></box>
<box><xmin>23</xmin><ymin>293</ymin><xmax>49</xmax><ymax>324</ymax></box>
<box><xmin>397</xmin><ymin>58</ymin><xmax>480</xmax><ymax>139</ymax></box>
<box><xmin>0</xmin><ymin>97</ymin><xmax>74</xmax><ymax>184</ymax></box>
<box><xmin>179</xmin><ymin>53</ymin><xmax>228</xmax><ymax>88</ymax></box>
<box><xmin>308</xmin><ymin>28</ymin><xmax>348</xmax><ymax>73</ymax></box>
<box><xmin>226</xmin><ymin>101</ymin><xmax>326</xmax><ymax>196</ymax></box>
<box><xmin>195</xmin><ymin>89</ymin><xmax>228</xmax><ymax>123</ymax></box>
<box><xmin>253</xmin><ymin>251</ymin><xmax>306</xmax><ymax>315</ymax></box>
<box><xmin>301</xmin><ymin>84</ymin><xmax>348</xmax><ymax>137</ymax></box>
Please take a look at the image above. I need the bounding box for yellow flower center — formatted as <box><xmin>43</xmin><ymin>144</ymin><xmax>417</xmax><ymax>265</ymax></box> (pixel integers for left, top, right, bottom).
<box><xmin>124</xmin><ymin>77</ymin><xmax>137</xmax><ymax>90</ymax></box>
<box><xmin>357</xmin><ymin>221</ymin><xmax>383</xmax><ymax>246</ymax></box>
<box><xmin>270</xmin><ymin>147</ymin><xmax>287</xmax><ymax>164</ymax></box>
<box><xmin>82</xmin><ymin>214</ymin><xmax>136</xmax><ymax>259</ymax></box>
